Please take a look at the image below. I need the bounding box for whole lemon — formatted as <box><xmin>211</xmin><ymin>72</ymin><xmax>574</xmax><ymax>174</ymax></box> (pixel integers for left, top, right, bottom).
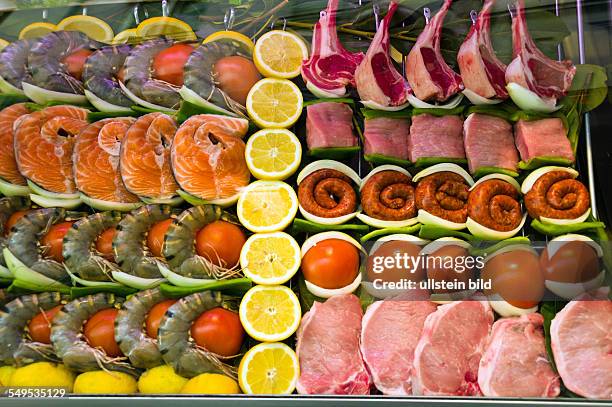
<box><xmin>0</xmin><ymin>366</ymin><xmax>16</xmax><ymax>386</ymax></box>
<box><xmin>181</xmin><ymin>373</ymin><xmax>240</xmax><ymax>394</ymax></box>
<box><xmin>8</xmin><ymin>362</ymin><xmax>74</xmax><ymax>391</ymax></box>
<box><xmin>138</xmin><ymin>365</ymin><xmax>188</xmax><ymax>394</ymax></box>
<box><xmin>73</xmin><ymin>371</ymin><xmax>137</xmax><ymax>394</ymax></box>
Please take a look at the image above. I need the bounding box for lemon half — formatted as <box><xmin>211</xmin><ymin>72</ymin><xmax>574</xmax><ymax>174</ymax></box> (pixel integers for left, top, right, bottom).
<box><xmin>237</xmin><ymin>180</ymin><xmax>298</xmax><ymax>233</ymax></box>
<box><xmin>57</xmin><ymin>15</ymin><xmax>114</xmax><ymax>43</ymax></box>
<box><xmin>246</xmin><ymin>78</ymin><xmax>303</xmax><ymax>129</ymax></box>
<box><xmin>245</xmin><ymin>128</ymin><xmax>301</xmax><ymax>180</ymax></box>
<box><xmin>112</xmin><ymin>28</ymin><xmax>139</xmax><ymax>44</ymax></box>
<box><xmin>238</xmin><ymin>342</ymin><xmax>299</xmax><ymax>394</ymax></box>
<box><xmin>203</xmin><ymin>30</ymin><xmax>254</xmax><ymax>51</ymax></box>
<box><xmin>19</xmin><ymin>22</ymin><xmax>56</xmax><ymax>40</ymax></box>
<box><xmin>240</xmin><ymin>232</ymin><xmax>301</xmax><ymax>285</ymax></box>
<box><xmin>136</xmin><ymin>17</ymin><xmax>196</xmax><ymax>41</ymax></box>
<box><xmin>253</xmin><ymin>30</ymin><xmax>308</xmax><ymax>79</ymax></box>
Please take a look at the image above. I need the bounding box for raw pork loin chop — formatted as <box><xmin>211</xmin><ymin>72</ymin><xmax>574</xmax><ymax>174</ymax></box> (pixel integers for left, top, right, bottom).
<box><xmin>306</xmin><ymin>102</ymin><xmax>357</xmax><ymax>149</ymax></box>
<box><xmin>514</xmin><ymin>118</ymin><xmax>574</xmax><ymax>163</ymax></box>
<box><xmin>478</xmin><ymin>313</ymin><xmax>560</xmax><ymax>397</ymax></box>
<box><xmin>408</xmin><ymin>114</ymin><xmax>465</xmax><ymax>162</ymax></box>
<box><xmin>296</xmin><ymin>294</ymin><xmax>371</xmax><ymax>394</ymax></box>
<box><xmin>463</xmin><ymin>113</ymin><xmax>518</xmax><ymax>174</ymax></box>
<box><xmin>405</xmin><ymin>0</ymin><xmax>463</xmax><ymax>102</ymax></box>
<box><xmin>364</xmin><ymin>117</ymin><xmax>411</xmax><ymax>161</ymax></box>
<box><xmin>361</xmin><ymin>295</ymin><xmax>437</xmax><ymax>395</ymax></box>
<box><xmin>412</xmin><ymin>299</ymin><xmax>493</xmax><ymax>396</ymax></box>
<box><xmin>551</xmin><ymin>289</ymin><xmax>612</xmax><ymax>399</ymax></box>
<box><xmin>457</xmin><ymin>0</ymin><xmax>508</xmax><ymax>100</ymax></box>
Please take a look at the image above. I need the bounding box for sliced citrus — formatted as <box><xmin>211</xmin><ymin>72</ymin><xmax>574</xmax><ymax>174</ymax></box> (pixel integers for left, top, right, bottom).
<box><xmin>245</xmin><ymin>128</ymin><xmax>301</xmax><ymax>180</ymax></box>
<box><xmin>136</xmin><ymin>17</ymin><xmax>196</xmax><ymax>41</ymax></box>
<box><xmin>18</xmin><ymin>22</ymin><xmax>56</xmax><ymax>40</ymax></box>
<box><xmin>246</xmin><ymin>78</ymin><xmax>303</xmax><ymax>129</ymax></box>
<box><xmin>253</xmin><ymin>30</ymin><xmax>308</xmax><ymax>79</ymax></box>
<box><xmin>238</xmin><ymin>342</ymin><xmax>299</xmax><ymax>394</ymax></box>
<box><xmin>112</xmin><ymin>28</ymin><xmax>139</xmax><ymax>44</ymax></box>
<box><xmin>239</xmin><ymin>285</ymin><xmax>301</xmax><ymax>342</ymax></box>
<box><xmin>237</xmin><ymin>180</ymin><xmax>298</xmax><ymax>233</ymax></box>
<box><xmin>240</xmin><ymin>232</ymin><xmax>300</xmax><ymax>285</ymax></box>
<box><xmin>203</xmin><ymin>30</ymin><xmax>254</xmax><ymax>51</ymax></box>
<box><xmin>57</xmin><ymin>15</ymin><xmax>114</xmax><ymax>43</ymax></box>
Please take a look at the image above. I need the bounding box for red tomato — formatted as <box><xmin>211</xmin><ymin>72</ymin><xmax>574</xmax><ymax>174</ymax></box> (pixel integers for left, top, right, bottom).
<box><xmin>28</xmin><ymin>305</ymin><xmax>63</xmax><ymax>344</ymax></box>
<box><xmin>147</xmin><ymin>218</ymin><xmax>173</xmax><ymax>258</ymax></box>
<box><xmin>95</xmin><ymin>228</ymin><xmax>116</xmax><ymax>261</ymax></box>
<box><xmin>301</xmin><ymin>239</ymin><xmax>360</xmax><ymax>289</ymax></box>
<box><xmin>195</xmin><ymin>221</ymin><xmax>246</xmax><ymax>268</ymax></box>
<box><xmin>190</xmin><ymin>307</ymin><xmax>244</xmax><ymax>357</ymax></box>
<box><xmin>63</xmin><ymin>49</ymin><xmax>93</xmax><ymax>81</ymax></box>
<box><xmin>83</xmin><ymin>308</ymin><xmax>122</xmax><ymax>357</ymax></box>
<box><xmin>4</xmin><ymin>210</ymin><xmax>28</xmax><ymax>236</ymax></box>
<box><xmin>40</xmin><ymin>221</ymin><xmax>74</xmax><ymax>263</ymax></box>
<box><xmin>212</xmin><ymin>56</ymin><xmax>261</xmax><ymax>106</ymax></box>
<box><xmin>145</xmin><ymin>299</ymin><xmax>177</xmax><ymax>339</ymax></box>
<box><xmin>152</xmin><ymin>44</ymin><xmax>194</xmax><ymax>86</ymax></box>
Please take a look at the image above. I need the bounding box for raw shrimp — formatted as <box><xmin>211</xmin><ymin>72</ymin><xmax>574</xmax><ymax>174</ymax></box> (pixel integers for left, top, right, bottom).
<box><xmin>115</xmin><ymin>288</ymin><xmax>169</xmax><ymax>368</ymax></box>
<box><xmin>0</xmin><ymin>196</ymin><xmax>30</xmax><ymax>268</ymax></box>
<box><xmin>113</xmin><ymin>204</ymin><xmax>179</xmax><ymax>278</ymax></box>
<box><xmin>63</xmin><ymin>211</ymin><xmax>123</xmax><ymax>281</ymax></box>
<box><xmin>0</xmin><ymin>38</ymin><xmax>34</xmax><ymax>91</ymax></box>
<box><xmin>50</xmin><ymin>293</ymin><xmax>135</xmax><ymax>374</ymax></box>
<box><xmin>7</xmin><ymin>208</ymin><xmax>84</xmax><ymax>282</ymax></box>
<box><xmin>0</xmin><ymin>292</ymin><xmax>67</xmax><ymax>366</ymax></box>
<box><xmin>157</xmin><ymin>291</ymin><xmax>236</xmax><ymax>378</ymax></box>
<box><xmin>123</xmin><ymin>39</ymin><xmax>181</xmax><ymax>109</ymax></box>
<box><xmin>163</xmin><ymin>205</ymin><xmax>241</xmax><ymax>279</ymax></box>
<box><xmin>83</xmin><ymin>45</ymin><xmax>133</xmax><ymax>108</ymax></box>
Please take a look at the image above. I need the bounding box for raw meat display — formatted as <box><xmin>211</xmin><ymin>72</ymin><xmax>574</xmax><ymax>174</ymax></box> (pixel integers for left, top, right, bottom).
<box><xmin>551</xmin><ymin>290</ymin><xmax>612</xmax><ymax>399</ymax></box>
<box><xmin>457</xmin><ymin>0</ymin><xmax>508</xmax><ymax>100</ymax></box>
<box><xmin>360</xmin><ymin>296</ymin><xmax>437</xmax><ymax>395</ymax></box>
<box><xmin>514</xmin><ymin>118</ymin><xmax>575</xmax><ymax>163</ymax></box>
<box><xmin>296</xmin><ymin>294</ymin><xmax>371</xmax><ymax>395</ymax></box>
<box><xmin>412</xmin><ymin>299</ymin><xmax>493</xmax><ymax>396</ymax></box>
<box><xmin>478</xmin><ymin>313</ymin><xmax>560</xmax><ymax>397</ymax></box>
<box><xmin>363</xmin><ymin>117</ymin><xmax>411</xmax><ymax>161</ymax></box>
<box><xmin>306</xmin><ymin>102</ymin><xmax>357</xmax><ymax>149</ymax></box>
<box><xmin>463</xmin><ymin>113</ymin><xmax>518</xmax><ymax>174</ymax></box>
<box><xmin>408</xmin><ymin>114</ymin><xmax>465</xmax><ymax>162</ymax></box>
<box><xmin>405</xmin><ymin>0</ymin><xmax>463</xmax><ymax>102</ymax></box>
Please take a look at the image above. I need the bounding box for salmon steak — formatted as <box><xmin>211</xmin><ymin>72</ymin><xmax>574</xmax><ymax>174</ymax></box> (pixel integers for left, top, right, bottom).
<box><xmin>120</xmin><ymin>112</ymin><xmax>179</xmax><ymax>200</ymax></box>
<box><xmin>171</xmin><ymin>114</ymin><xmax>250</xmax><ymax>201</ymax></box>
<box><xmin>73</xmin><ymin>117</ymin><xmax>140</xmax><ymax>204</ymax></box>
<box><xmin>14</xmin><ymin>105</ymin><xmax>89</xmax><ymax>195</ymax></box>
<box><xmin>0</xmin><ymin>103</ymin><xmax>30</xmax><ymax>185</ymax></box>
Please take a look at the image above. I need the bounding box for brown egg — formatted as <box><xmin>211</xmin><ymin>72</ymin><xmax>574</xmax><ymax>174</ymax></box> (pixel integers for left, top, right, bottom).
<box><xmin>213</xmin><ymin>56</ymin><xmax>261</xmax><ymax>106</ymax></box>
<box><xmin>540</xmin><ymin>241</ymin><xmax>600</xmax><ymax>283</ymax></box>
<box><xmin>481</xmin><ymin>248</ymin><xmax>545</xmax><ymax>309</ymax></box>
<box><xmin>426</xmin><ymin>245</ymin><xmax>474</xmax><ymax>294</ymax></box>
<box><xmin>366</xmin><ymin>240</ymin><xmax>424</xmax><ymax>284</ymax></box>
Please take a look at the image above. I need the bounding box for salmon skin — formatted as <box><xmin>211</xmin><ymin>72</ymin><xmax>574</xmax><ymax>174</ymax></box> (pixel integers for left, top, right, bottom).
<box><xmin>14</xmin><ymin>105</ymin><xmax>89</xmax><ymax>195</ymax></box>
<box><xmin>120</xmin><ymin>112</ymin><xmax>179</xmax><ymax>200</ymax></box>
<box><xmin>171</xmin><ymin>114</ymin><xmax>250</xmax><ymax>201</ymax></box>
<box><xmin>0</xmin><ymin>103</ymin><xmax>30</xmax><ymax>185</ymax></box>
<box><xmin>73</xmin><ymin>117</ymin><xmax>140</xmax><ymax>203</ymax></box>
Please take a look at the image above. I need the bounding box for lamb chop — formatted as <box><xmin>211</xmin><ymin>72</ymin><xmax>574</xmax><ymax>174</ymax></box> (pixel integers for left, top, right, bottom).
<box><xmin>405</xmin><ymin>0</ymin><xmax>463</xmax><ymax>102</ymax></box>
<box><xmin>301</xmin><ymin>0</ymin><xmax>365</xmax><ymax>98</ymax></box>
<box><xmin>457</xmin><ymin>0</ymin><xmax>508</xmax><ymax>100</ymax></box>
<box><xmin>505</xmin><ymin>0</ymin><xmax>575</xmax><ymax>101</ymax></box>
<box><xmin>354</xmin><ymin>1</ymin><xmax>411</xmax><ymax>109</ymax></box>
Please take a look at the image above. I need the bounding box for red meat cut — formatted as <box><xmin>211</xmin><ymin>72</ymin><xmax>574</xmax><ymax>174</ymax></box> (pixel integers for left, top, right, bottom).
<box><xmin>478</xmin><ymin>313</ymin><xmax>560</xmax><ymax>397</ymax></box>
<box><xmin>405</xmin><ymin>0</ymin><xmax>463</xmax><ymax>102</ymax></box>
<box><xmin>505</xmin><ymin>0</ymin><xmax>575</xmax><ymax>100</ymax></box>
<box><xmin>364</xmin><ymin>117</ymin><xmax>411</xmax><ymax>161</ymax></box>
<box><xmin>514</xmin><ymin>118</ymin><xmax>574</xmax><ymax>163</ymax></box>
<box><xmin>408</xmin><ymin>114</ymin><xmax>465</xmax><ymax>162</ymax></box>
<box><xmin>463</xmin><ymin>113</ymin><xmax>518</xmax><ymax>174</ymax></box>
<box><xmin>296</xmin><ymin>294</ymin><xmax>371</xmax><ymax>395</ymax></box>
<box><xmin>412</xmin><ymin>299</ymin><xmax>493</xmax><ymax>395</ymax></box>
<box><xmin>457</xmin><ymin>0</ymin><xmax>508</xmax><ymax>99</ymax></box>
<box><xmin>361</xmin><ymin>296</ymin><xmax>437</xmax><ymax>395</ymax></box>
<box><xmin>550</xmin><ymin>289</ymin><xmax>612</xmax><ymax>399</ymax></box>
<box><xmin>306</xmin><ymin>102</ymin><xmax>357</xmax><ymax>149</ymax></box>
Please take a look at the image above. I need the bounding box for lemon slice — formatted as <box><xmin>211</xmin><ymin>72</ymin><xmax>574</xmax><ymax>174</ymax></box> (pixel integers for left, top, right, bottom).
<box><xmin>112</xmin><ymin>28</ymin><xmax>139</xmax><ymax>44</ymax></box>
<box><xmin>136</xmin><ymin>17</ymin><xmax>197</xmax><ymax>41</ymax></box>
<box><xmin>238</xmin><ymin>342</ymin><xmax>299</xmax><ymax>394</ymax></box>
<box><xmin>19</xmin><ymin>22</ymin><xmax>56</xmax><ymax>40</ymax></box>
<box><xmin>246</xmin><ymin>78</ymin><xmax>303</xmax><ymax>129</ymax></box>
<box><xmin>240</xmin><ymin>232</ymin><xmax>301</xmax><ymax>285</ymax></box>
<box><xmin>57</xmin><ymin>15</ymin><xmax>114</xmax><ymax>43</ymax></box>
<box><xmin>203</xmin><ymin>30</ymin><xmax>254</xmax><ymax>51</ymax></box>
<box><xmin>237</xmin><ymin>180</ymin><xmax>298</xmax><ymax>233</ymax></box>
<box><xmin>239</xmin><ymin>285</ymin><xmax>301</xmax><ymax>342</ymax></box>
<box><xmin>245</xmin><ymin>128</ymin><xmax>302</xmax><ymax>180</ymax></box>
<box><xmin>253</xmin><ymin>30</ymin><xmax>308</xmax><ymax>79</ymax></box>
